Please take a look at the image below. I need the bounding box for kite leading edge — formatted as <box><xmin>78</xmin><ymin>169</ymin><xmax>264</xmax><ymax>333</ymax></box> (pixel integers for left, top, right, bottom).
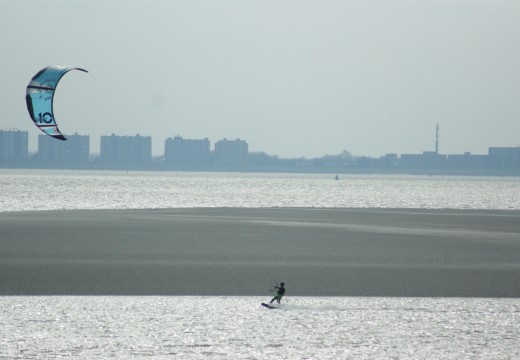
<box><xmin>26</xmin><ymin>64</ymin><xmax>88</xmax><ymax>140</ymax></box>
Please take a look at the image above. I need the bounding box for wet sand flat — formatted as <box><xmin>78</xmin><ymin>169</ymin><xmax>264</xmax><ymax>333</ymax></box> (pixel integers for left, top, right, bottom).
<box><xmin>1</xmin><ymin>208</ymin><xmax>519</xmax><ymax>297</ymax></box>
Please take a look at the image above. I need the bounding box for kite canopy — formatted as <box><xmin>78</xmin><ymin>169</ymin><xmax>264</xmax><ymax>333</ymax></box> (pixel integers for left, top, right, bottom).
<box><xmin>26</xmin><ymin>64</ymin><xmax>88</xmax><ymax>140</ymax></box>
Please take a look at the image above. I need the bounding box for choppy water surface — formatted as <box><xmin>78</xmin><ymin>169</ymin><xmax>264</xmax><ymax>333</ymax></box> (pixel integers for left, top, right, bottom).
<box><xmin>1</xmin><ymin>169</ymin><xmax>520</xmax><ymax>211</ymax></box>
<box><xmin>1</xmin><ymin>296</ymin><xmax>518</xmax><ymax>359</ymax></box>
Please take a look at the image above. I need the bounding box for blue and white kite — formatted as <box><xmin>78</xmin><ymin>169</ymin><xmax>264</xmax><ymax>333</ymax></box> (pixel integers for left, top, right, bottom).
<box><xmin>26</xmin><ymin>65</ymin><xmax>88</xmax><ymax>140</ymax></box>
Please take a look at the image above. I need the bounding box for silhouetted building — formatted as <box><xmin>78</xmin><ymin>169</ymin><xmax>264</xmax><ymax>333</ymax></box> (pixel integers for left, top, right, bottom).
<box><xmin>214</xmin><ymin>138</ymin><xmax>248</xmax><ymax>166</ymax></box>
<box><xmin>100</xmin><ymin>133</ymin><xmax>152</xmax><ymax>164</ymax></box>
<box><xmin>37</xmin><ymin>133</ymin><xmax>89</xmax><ymax>163</ymax></box>
<box><xmin>445</xmin><ymin>152</ymin><xmax>488</xmax><ymax>169</ymax></box>
<box><xmin>0</xmin><ymin>129</ymin><xmax>28</xmax><ymax>161</ymax></box>
<box><xmin>488</xmin><ymin>147</ymin><xmax>520</xmax><ymax>168</ymax></box>
<box><xmin>401</xmin><ymin>151</ymin><xmax>447</xmax><ymax>168</ymax></box>
<box><xmin>378</xmin><ymin>153</ymin><xmax>398</xmax><ymax>167</ymax></box>
<box><xmin>164</xmin><ymin>136</ymin><xmax>210</xmax><ymax>165</ymax></box>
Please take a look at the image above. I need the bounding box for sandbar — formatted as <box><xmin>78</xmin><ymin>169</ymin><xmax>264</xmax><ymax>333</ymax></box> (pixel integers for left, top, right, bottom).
<box><xmin>1</xmin><ymin>208</ymin><xmax>519</xmax><ymax>297</ymax></box>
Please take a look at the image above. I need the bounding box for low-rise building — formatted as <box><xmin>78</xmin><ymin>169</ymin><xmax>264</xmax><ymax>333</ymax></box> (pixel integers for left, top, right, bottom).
<box><xmin>445</xmin><ymin>152</ymin><xmax>488</xmax><ymax>169</ymax></box>
<box><xmin>400</xmin><ymin>151</ymin><xmax>447</xmax><ymax>169</ymax></box>
<box><xmin>488</xmin><ymin>147</ymin><xmax>520</xmax><ymax>168</ymax></box>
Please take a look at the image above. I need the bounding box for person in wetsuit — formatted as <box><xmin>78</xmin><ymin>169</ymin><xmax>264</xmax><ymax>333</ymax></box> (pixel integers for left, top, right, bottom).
<box><xmin>270</xmin><ymin>282</ymin><xmax>286</xmax><ymax>304</ymax></box>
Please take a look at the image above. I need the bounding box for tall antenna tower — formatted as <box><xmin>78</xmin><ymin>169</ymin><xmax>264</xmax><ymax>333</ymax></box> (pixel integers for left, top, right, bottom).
<box><xmin>435</xmin><ymin>123</ymin><xmax>440</xmax><ymax>154</ymax></box>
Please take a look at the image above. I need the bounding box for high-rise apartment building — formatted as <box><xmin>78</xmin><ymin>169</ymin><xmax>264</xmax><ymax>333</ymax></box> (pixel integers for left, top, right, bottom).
<box><xmin>214</xmin><ymin>138</ymin><xmax>248</xmax><ymax>166</ymax></box>
<box><xmin>37</xmin><ymin>133</ymin><xmax>89</xmax><ymax>163</ymax></box>
<box><xmin>0</xmin><ymin>129</ymin><xmax>28</xmax><ymax>161</ymax></box>
<box><xmin>100</xmin><ymin>134</ymin><xmax>152</xmax><ymax>164</ymax></box>
<box><xmin>164</xmin><ymin>136</ymin><xmax>210</xmax><ymax>165</ymax></box>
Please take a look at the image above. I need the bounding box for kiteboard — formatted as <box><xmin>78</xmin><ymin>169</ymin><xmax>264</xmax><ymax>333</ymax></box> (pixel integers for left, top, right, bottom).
<box><xmin>261</xmin><ymin>303</ymin><xmax>277</xmax><ymax>309</ymax></box>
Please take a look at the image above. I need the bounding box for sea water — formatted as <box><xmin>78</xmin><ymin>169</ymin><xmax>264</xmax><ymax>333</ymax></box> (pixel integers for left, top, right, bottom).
<box><xmin>1</xmin><ymin>169</ymin><xmax>520</xmax><ymax>358</ymax></box>
<box><xmin>1</xmin><ymin>169</ymin><xmax>520</xmax><ymax>211</ymax></box>
<box><xmin>1</xmin><ymin>297</ymin><xmax>519</xmax><ymax>359</ymax></box>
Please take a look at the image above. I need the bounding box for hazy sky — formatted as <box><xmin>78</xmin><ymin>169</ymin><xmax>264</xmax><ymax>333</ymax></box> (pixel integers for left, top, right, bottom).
<box><xmin>2</xmin><ymin>0</ymin><xmax>519</xmax><ymax>157</ymax></box>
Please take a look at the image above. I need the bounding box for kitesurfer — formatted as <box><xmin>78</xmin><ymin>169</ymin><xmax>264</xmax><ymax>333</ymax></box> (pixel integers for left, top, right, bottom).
<box><xmin>269</xmin><ymin>282</ymin><xmax>286</xmax><ymax>304</ymax></box>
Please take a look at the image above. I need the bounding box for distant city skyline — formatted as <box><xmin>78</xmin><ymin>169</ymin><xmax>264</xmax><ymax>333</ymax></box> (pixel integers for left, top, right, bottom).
<box><xmin>2</xmin><ymin>129</ymin><xmax>519</xmax><ymax>175</ymax></box>
<box><xmin>0</xmin><ymin>127</ymin><xmax>517</xmax><ymax>159</ymax></box>
<box><xmin>2</xmin><ymin>1</ymin><xmax>519</xmax><ymax>158</ymax></box>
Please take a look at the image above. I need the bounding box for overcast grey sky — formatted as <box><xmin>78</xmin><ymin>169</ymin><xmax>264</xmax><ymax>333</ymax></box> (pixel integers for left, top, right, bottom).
<box><xmin>2</xmin><ymin>0</ymin><xmax>519</xmax><ymax>157</ymax></box>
